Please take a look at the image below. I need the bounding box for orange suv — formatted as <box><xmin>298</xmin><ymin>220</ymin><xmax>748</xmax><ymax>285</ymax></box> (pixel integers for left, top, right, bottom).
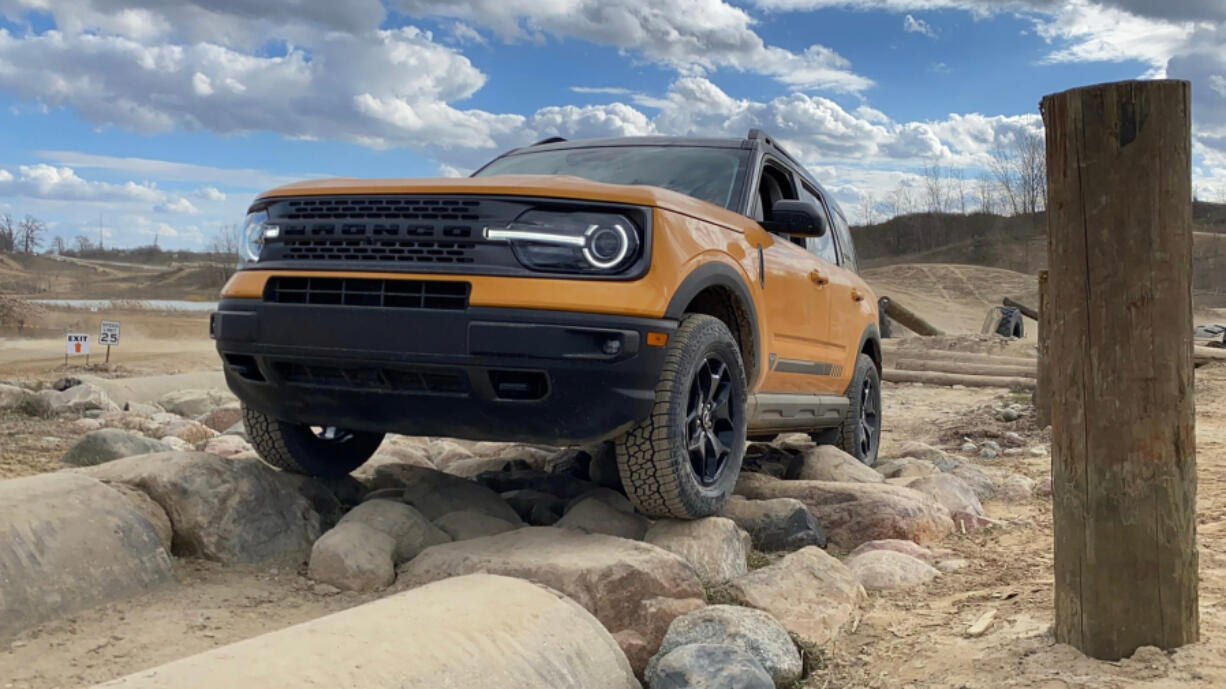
<box><xmin>211</xmin><ymin>129</ymin><xmax>882</xmax><ymax>519</ymax></box>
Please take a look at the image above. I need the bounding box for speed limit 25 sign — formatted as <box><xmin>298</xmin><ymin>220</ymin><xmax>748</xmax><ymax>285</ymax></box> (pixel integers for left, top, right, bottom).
<box><xmin>100</xmin><ymin>320</ymin><xmax>121</xmax><ymax>346</ymax></box>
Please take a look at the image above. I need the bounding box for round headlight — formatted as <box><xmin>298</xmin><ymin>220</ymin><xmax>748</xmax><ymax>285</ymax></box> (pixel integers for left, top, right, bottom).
<box><xmin>241</xmin><ymin>210</ymin><xmax>269</xmax><ymax>263</ymax></box>
<box><xmin>582</xmin><ymin>222</ymin><xmax>633</xmax><ymax>269</ymax></box>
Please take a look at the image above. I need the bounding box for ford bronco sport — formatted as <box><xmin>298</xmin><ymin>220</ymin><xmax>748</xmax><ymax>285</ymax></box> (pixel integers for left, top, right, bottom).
<box><xmin>211</xmin><ymin>129</ymin><xmax>882</xmax><ymax>519</ymax></box>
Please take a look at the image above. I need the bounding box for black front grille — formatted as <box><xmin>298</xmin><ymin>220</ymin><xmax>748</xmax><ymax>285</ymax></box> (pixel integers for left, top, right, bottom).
<box><xmin>273</xmin><ymin>362</ymin><xmax>467</xmax><ymax>395</ymax></box>
<box><xmin>281</xmin><ymin>197</ymin><xmax>482</xmax><ymax>222</ymax></box>
<box><xmin>264</xmin><ymin>277</ymin><xmax>469</xmax><ymax>310</ymax></box>
<box><xmin>280</xmin><ymin>239</ymin><xmax>475</xmax><ymax>264</ymax></box>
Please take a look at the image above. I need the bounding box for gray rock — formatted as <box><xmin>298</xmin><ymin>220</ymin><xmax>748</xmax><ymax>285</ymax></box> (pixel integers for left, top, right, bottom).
<box><xmin>720</xmin><ymin>495</ymin><xmax>827</xmax><ymax>551</ymax></box>
<box><xmin>60</xmin><ymin>428</ymin><xmax>173</xmax><ymax>467</ymax></box>
<box><xmin>587</xmin><ymin>441</ymin><xmax>623</xmax><ymax>490</ymax></box>
<box><xmin>1036</xmin><ymin>476</ymin><xmax>1053</xmax><ymax>496</ymax></box>
<box><xmin>999</xmin><ymin>474</ymin><xmax>1036</xmax><ymax>502</ymax></box>
<box><xmin>339</xmin><ymin>499</ymin><xmax>450</xmax><ymax>564</ymax></box>
<box><xmin>557</xmin><ymin>496</ymin><xmax>649</xmax><ymax>540</ymax></box>
<box><xmin>501</xmin><ymin>489</ymin><xmax>568</xmax><ymax>524</ymax></box>
<box><xmin>650</xmin><ymin>644</ymin><xmax>774</xmax><ymax>689</ymax></box>
<box><xmin>80</xmin><ymin>452</ymin><xmax>324</xmax><ymax>564</ymax></box>
<box><xmin>108</xmin><ymin>482</ymin><xmax>175</xmax><ymax>553</ymax></box>
<box><xmin>980</xmin><ymin>440</ymin><xmax>1002</xmax><ymax>458</ymax></box>
<box><xmin>936</xmin><ymin>558</ymin><xmax>969</xmax><ymax>572</ymax></box>
<box><xmin>742</xmin><ymin>442</ymin><xmax>795</xmax><ymax>479</ymax></box>
<box><xmin>951</xmin><ymin>463</ymin><xmax>997</xmax><ymax>500</ymax></box>
<box><xmin>433</xmin><ymin>510</ymin><xmax>518</xmax><ymax>541</ymax></box>
<box><xmin>960</xmin><ymin>441</ymin><xmax>978</xmax><ymax>454</ymax></box>
<box><xmin>476</xmin><ymin>468</ymin><xmax>595</xmax><ymax>499</ymax></box>
<box><xmin>998</xmin><ymin>407</ymin><xmax>1021</xmax><ymax>422</ymax></box>
<box><xmin>373</xmin><ymin>464</ymin><xmax>522</xmax><ymax>524</ymax></box>
<box><xmin>906</xmin><ymin>473</ymin><xmax>984</xmax><ymax>517</ymax></box>
<box><xmin>875</xmin><ymin>457</ymin><xmax>940</xmax><ymax>479</ymax></box>
<box><xmin>197</xmin><ymin>404</ymin><xmax>242</xmax><ymax>433</ymax></box>
<box><xmin>157</xmin><ymin>388</ymin><xmax>236</xmax><ymax>418</ymax></box>
<box><xmin>645</xmin><ymin>517</ymin><xmax>748</xmax><ymax>584</ymax></box>
<box><xmin>37</xmin><ymin>383</ymin><xmax>118</xmax><ymax>414</ymax></box>
<box><xmin>647</xmin><ymin>605</ymin><xmax>802</xmax><ymax>687</ymax></box>
<box><xmin>845</xmin><ymin>549</ymin><xmax>940</xmax><ymax>591</ymax></box>
<box><xmin>308</xmin><ymin>521</ymin><xmax>396</xmax><ymax>592</ymax></box>
<box><xmin>222</xmin><ymin>421</ymin><xmax>247</xmax><ymax>439</ymax></box>
<box><xmin>565</xmin><ymin>486</ymin><xmax>635</xmax><ymax>514</ymax></box>
<box><xmin>0</xmin><ymin>383</ymin><xmax>34</xmax><ymax>411</ymax></box>
<box><xmin>789</xmin><ymin>445</ymin><xmax>884</xmax><ymax>483</ymax></box>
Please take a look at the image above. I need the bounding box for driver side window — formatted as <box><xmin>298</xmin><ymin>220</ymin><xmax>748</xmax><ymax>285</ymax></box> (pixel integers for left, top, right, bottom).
<box><xmin>799</xmin><ymin>182</ymin><xmax>839</xmax><ymax>265</ymax></box>
<box><xmin>752</xmin><ymin>162</ymin><xmax>804</xmax><ymax>247</ymax></box>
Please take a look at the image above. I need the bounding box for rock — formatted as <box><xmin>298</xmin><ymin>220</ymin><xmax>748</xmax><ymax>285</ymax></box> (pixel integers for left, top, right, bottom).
<box><xmin>222</xmin><ymin>421</ymin><xmax>247</xmax><ymax>439</ymax></box>
<box><xmin>951</xmin><ymin>463</ymin><xmax>997</xmax><ymax>500</ymax></box>
<box><xmin>157</xmin><ymin>388</ymin><xmax>236</xmax><ymax>418</ymax></box>
<box><xmin>875</xmin><ymin>457</ymin><xmax>940</xmax><ymax>479</ymax></box>
<box><xmin>566</xmin><ymin>486</ymin><xmax>636</xmax><ymax>514</ymax></box>
<box><xmin>1003</xmin><ymin>448</ymin><xmax>1024</xmax><ymax>456</ymax></box>
<box><xmin>724</xmin><ymin>546</ymin><xmax>862</xmax><ymax>647</ymax></box>
<box><xmin>557</xmin><ymin>496</ymin><xmax>649</xmax><ymax>540</ymax></box>
<box><xmin>81</xmin><ymin>452</ymin><xmax>324</xmax><ymax>564</ymax></box>
<box><xmin>308</xmin><ymin>522</ymin><xmax>396</xmax><ymax>592</ymax></box>
<box><xmin>530</xmin><ymin>501</ymin><xmax>562</xmax><ymax>526</ymax></box>
<box><xmin>72</xmin><ymin>417</ymin><xmax>104</xmax><ymax>432</ymax></box>
<box><xmin>847</xmin><ymin>538</ymin><xmax>940</xmax><ymax>564</ymax></box>
<box><xmin>952</xmin><ymin>512</ymin><xmax>1004</xmax><ymax>532</ymax></box>
<box><xmin>203</xmin><ymin>434</ymin><xmax>253</xmax><ymax>457</ymax></box>
<box><xmin>93</xmin><ymin>574</ymin><xmax>640</xmax><ymax>689</ymax></box>
<box><xmin>645</xmin><ymin>518</ymin><xmax>748</xmax><ymax>584</ymax></box>
<box><xmin>427</xmin><ymin>439</ymin><xmax>474</xmax><ymax>468</ymax></box>
<box><xmin>774</xmin><ymin>433</ymin><xmax>816</xmax><ymax>451</ymax></box>
<box><xmin>980</xmin><ymin>440</ymin><xmax>1002</xmax><ymax>458</ymax></box>
<box><xmin>936</xmin><ymin>558</ymin><xmax>970</xmax><ymax>572</ymax></box>
<box><xmin>846</xmin><ymin>549</ymin><xmax>940</xmax><ymax>590</ymax></box>
<box><xmin>399</xmin><ymin>526</ymin><xmax>706</xmax><ymax>676</ymax></box>
<box><xmin>442</xmin><ymin>456</ymin><xmax>517</xmax><ymax>479</ymax></box>
<box><xmin>160</xmin><ymin>436</ymin><xmax>194</xmax><ymax>452</ymax></box>
<box><xmin>340</xmin><ymin>499</ymin><xmax>450</xmax><ymax>564</ymax></box>
<box><xmin>896</xmin><ymin>441</ymin><xmax>947</xmax><ymax>462</ymax></box>
<box><xmin>51</xmin><ymin>376</ymin><xmax>82</xmax><ymax>391</ymax></box>
<box><xmin>126</xmin><ymin>401</ymin><xmax>162</xmax><ymax>416</ymax></box>
<box><xmin>433</xmin><ymin>510</ymin><xmax>518</xmax><ymax>541</ymax></box>
<box><xmin>720</xmin><ymin>496</ymin><xmax>827</xmax><ymax>551</ymax></box>
<box><xmin>0</xmin><ymin>383</ymin><xmax>34</xmax><ymax>411</ymax></box>
<box><xmin>587</xmin><ymin>441</ymin><xmax>624</xmax><ymax>490</ymax></box>
<box><xmin>60</xmin><ymin>428</ymin><xmax>173</xmax><ymax>467</ymax></box>
<box><xmin>742</xmin><ymin>443</ymin><xmax>795</xmax><ymax>479</ymax></box>
<box><xmin>998</xmin><ymin>407</ymin><xmax>1021</xmax><ymax>422</ymax></box>
<box><xmin>1003</xmin><ymin>431</ymin><xmax>1025</xmax><ymax>444</ymax></box>
<box><xmin>1036</xmin><ymin>476</ymin><xmax>1052</xmax><ymax>496</ymax></box>
<box><xmin>647</xmin><ymin>605</ymin><xmax>801</xmax><ymax>687</ymax></box>
<box><xmin>789</xmin><ymin>445</ymin><xmax>883</xmax><ymax>483</ymax></box>
<box><xmin>999</xmin><ymin>474</ymin><xmax>1035</xmax><ymax>502</ymax></box>
<box><xmin>197</xmin><ymin>404</ymin><xmax>243</xmax><ymax>433</ymax></box>
<box><xmin>108</xmin><ymin>482</ymin><xmax>175</xmax><ymax>553</ymax></box>
<box><xmin>1029</xmin><ymin>446</ymin><xmax>1049</xmax><ymax>457</ymax></box>
<box><xmin>478</xmin><ymin>468</ymin><xmax>596</xmax><ymax>500</ymax></box>
<box><xmin>37</xmin><ymin>383</ymin><xmax>118</xmax><ymax>414</ymax></box>
<box><xmin>501</xmin><ymin>489</ymin><xmax>568</xmax><ymax>523</ymax></box>
<box><xmin>544</xmin><ymin>447</ymin><xmax>592</xmax><ymax>478</ymax></box>
<box><xmin>317</xmin><ymin>475</ymin><xmax>368</xmax><ymax>506</ymax></box>
<box><xmin>650</xmin><ymin>644</ymin><xmax>774</xmax><ymax>689</ymax></box>
<box><xmin>157</xmin><ymin>418</ymin><xmax>216</xmax><ymax>445</ymax></box>
<box><xmin>906</xmin><ymin>473</ymin><xmax>984</xmax><ymax>517</ymax></box>
<box><xmin>960</xmin><ymin>440</ymin><xmax>978</xmax><ymax>453</ymax></box>
<box><xmin>372</xmin><ymin>464</ymin><xmax>522</xmax><ymax>524</ymax></box>
<box><xmin>735</xmin><ymin>479</ymin><xmax>954</xmax><ymax>549</ymax></box>
<box><xmin>0</xmin><ymin>473</ymin><xmax>173</xmax><ymax>639</ymax></box>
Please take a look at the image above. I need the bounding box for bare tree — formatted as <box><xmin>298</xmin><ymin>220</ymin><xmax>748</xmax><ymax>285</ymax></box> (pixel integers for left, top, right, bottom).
<box><xmin>1016</xmin><ymin>132</ymin><xmax>1047</xmax><ymax>214</ymax></box>
<box><xmin>989</xmin><ymin>142</ymin><xmax>1021</xmax><ymax>215</ymax></box>
<box><xmin>892</xmin><ymin>180</ymin><xmax>916</xmax><ymax>216</ymax></box>
<box><xmin>0</xmin><ymin>214</ymin><xmax>14</xmax><ymax>253</ymax></box>
<box><xmin>859</xmin><ymin>192</ymin><xmax>876</xmax><ymax>226</ymax></box>
<box><xmin>18</xmin><ymin>215</ymin><xmax>45</xmax><ymax>254</ymax></box>
<box><xmin>950</xmin><ymin>168</ymin><xmax>968</xmax><ymax>214</ymax></box>
<box><xmin>975</xmin><ymin>172</ymin><xmax>996</xmax><ymax>214</ymax></box>
<box><xmin>50</xmin><ymin>236</ymin><xmax>67</xmax><ymax>255</ymax></box>
<box><xmin>207</xmin><ymin>223</ymin><xmax>241</xmax><ymax>287</ymax></box>
<box><xmin>73</xmin><ymin>235</ymin><xmax>93</xmax><ymax>253</ymax></box>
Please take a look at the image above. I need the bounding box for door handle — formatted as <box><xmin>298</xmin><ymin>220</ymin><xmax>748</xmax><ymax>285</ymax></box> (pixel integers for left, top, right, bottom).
<box><xmin>851</xmin><ymin>288</ymin><xmax>865</xmax><ymax>302</ymax></box>
<box><xmin>808</xmin><ymin>269</ymin><xmax>829</xmax><ymax>286</ymax></box>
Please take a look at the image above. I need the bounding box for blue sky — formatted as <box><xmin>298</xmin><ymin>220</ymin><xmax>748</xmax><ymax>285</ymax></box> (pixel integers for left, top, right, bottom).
<box><xmin>0</xmin><ymin>0</ymin><xmax>1223</xmax><ymax>249</ymax></box>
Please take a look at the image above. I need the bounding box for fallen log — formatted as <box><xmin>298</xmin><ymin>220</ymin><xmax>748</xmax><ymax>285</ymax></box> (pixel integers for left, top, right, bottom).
<box><xmin>882</xmin><ymin>348</ymin><xmax>1037</xmax><ymax>368</ymax></box>
<box><xmin>893</xmin><ymin>358</ymin><xmax>1037</xmax><ymax>379</ymax></box>
<box><xmin>883</xmin><ymin>368</ymin><xmax>1035</xmax><ymax>390</ymax></box>
<box><xmin>883</xmin><ymin>298</ymin><xmax>944</xmax><ymax>337</ymax></box>
<box><xmin>1003</xmin><ymin>297</ymin><xmax>1040</xmax><ymax>321</ymax></box>
<box><xmin>1195</xmin><ymin>345</ymin><xmax>1226</xmax><ymax>361</ymax></box>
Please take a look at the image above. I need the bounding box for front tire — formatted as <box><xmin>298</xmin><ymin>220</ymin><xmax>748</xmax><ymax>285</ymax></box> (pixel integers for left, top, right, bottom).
<box><xmin>811</xmin><ymin>353</ymin><xmax>881</xmax><ymax>466</ymax></box>
<box><xmin>615</xmin><ymin>314</ymin><xmax>748</xmax><ymax>519</ymax></box>
<box><xmin>243</xmin><ymin>405</ymin><xmax>384</xmax><ymax>479</ymax></box>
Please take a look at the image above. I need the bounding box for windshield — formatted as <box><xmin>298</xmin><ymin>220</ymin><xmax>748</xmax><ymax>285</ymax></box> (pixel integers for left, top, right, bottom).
<box><xmin>474</xmin><ymin>145</ymin><xmax>750</xmax><ymax>210</ymax></box>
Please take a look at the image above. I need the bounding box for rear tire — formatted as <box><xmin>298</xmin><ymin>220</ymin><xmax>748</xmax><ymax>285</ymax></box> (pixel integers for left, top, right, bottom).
<box><xmin>615</xmin><ymin>314</ymin><xmax>747</xmax><ymax>519</ymax></box>
<box><xmin>243</xmin><ymin>405</ymin><xmax>384</xmax><ymax>479</ymax></box>
<box><xmin>810</xmin><ymin>353</ymin><xmax>881</xmax><ymax>466</ymax></box>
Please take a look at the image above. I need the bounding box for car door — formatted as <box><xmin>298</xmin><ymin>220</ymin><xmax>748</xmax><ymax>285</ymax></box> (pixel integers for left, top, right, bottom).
<box><xmin>752</xmin><ymin>160</ymin><xmax>836</xmax><ymax>394</ymax></box>
<box><xmin>817</xmin><ymin>207</ymin><xmax>869</xmax><ymax>393</ymax></box>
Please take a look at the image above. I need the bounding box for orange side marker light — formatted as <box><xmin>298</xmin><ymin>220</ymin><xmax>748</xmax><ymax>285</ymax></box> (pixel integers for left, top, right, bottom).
<box><xmin>646</xmin><ymin>332</ymin><xmax>669</xmax><ymax>347</ymax></box>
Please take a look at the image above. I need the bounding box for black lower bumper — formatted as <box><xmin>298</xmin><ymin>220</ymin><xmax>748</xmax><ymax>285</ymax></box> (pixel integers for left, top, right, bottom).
<box><xmin>210</xmin><ymin>298</ymin><xmax>676</xmax><ymax>444</ymax></box>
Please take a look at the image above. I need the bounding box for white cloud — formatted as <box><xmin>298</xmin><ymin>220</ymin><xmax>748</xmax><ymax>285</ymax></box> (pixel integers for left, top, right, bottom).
<box><xmin>571</xmin><ymin>86</ymin><xmax>636</xmax><ymax>95</ymax></box>
<box><xmin>0</xmin><ymin>164</ymin><xmax>163</xmax><ymax>203</ymax></box>
<box><xmin>36</xmin><ymin>150</ymin><xmax>316</xmax><ymax>189</ymax></box>
<box><xmin>903</xmin><ymin>14</ymin><xmax>937</xmax><ymax>37</ymax></box>
<box><xmin>195</xmin><ymin>186</ymin><xmax>226</xmax><ymax>201</ymax></box>
<box><xmin>448</xmin><ymin>21</ymin><xmax>487</xmax><ymax>45</ymax></box>
<box><xmin>153</xmin><ymin>197</ymin><xmax>200</xmax><ymax>214</ymax></box>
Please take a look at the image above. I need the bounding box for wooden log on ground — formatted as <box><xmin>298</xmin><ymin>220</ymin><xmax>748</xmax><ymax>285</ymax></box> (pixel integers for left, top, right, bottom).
<box><xmin>882</xmin><ymin>298</ymin><xmax>944</xmax><ymax>337</ymax></box>
<box><xmin>893</xmin><ymin>358</ymin><xmax>1037</xmax><ymax>379</ymax></box>
<box><xmin>1044</xmin><ymin>79</ymin><xmax>1198</xmax><ymax>659</ymax></box>
<box><xmin>882</xmin><ymin>368</ymin><xmax>1035</xmax><ymax>390</ymax></box>
<box><xmin>1035</xmin><ymin>270</ymin><xmax>1051</xmax><ymax>427</ymax></box>
<box><xmin>1195</xmin><ymin>345</ymin><xmax>1226</xmax><ymax>361</ymax></box>
<box><xmin>882</xmin><ymin>348</ymin><xmax>1036</xmax><ymax>368</ymax></box>
<box><xmin>1003</xmin><ymin>297</ymin><xmax>1040</xmax><ymax>321</ymax></box>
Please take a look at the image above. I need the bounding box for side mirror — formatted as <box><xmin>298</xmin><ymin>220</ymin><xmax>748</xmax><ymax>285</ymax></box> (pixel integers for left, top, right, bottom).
<box><xmin>761</xmin><ymin>200</ymin><xmax>828</xmax><ymax>237</ymax></box>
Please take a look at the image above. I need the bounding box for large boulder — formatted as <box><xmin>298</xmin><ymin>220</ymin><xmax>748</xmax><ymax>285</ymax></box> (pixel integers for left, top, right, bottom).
<box><xmin>0</xmin><ymin>383</ymin><xmax>34</xmax><ymax>411</ymax></box>
<box><xmin>371</xmin><ymin>464</ymin><xmax>522</xmax><ymax>525</ymax></box>
<box><xmin>952</xmin><ymin>463</ymin><xmax>998</xmax><ymax>500</ymax></box>
<box><xmin>433</xmin><ymin>510</ymin><xmax>518</xmax><ymax>541</ymax></box>
<box><xmin>60</xmin><ymin>428</ymin><xmax>173</xmax><ymax>467</ymax></box>
<box><xmin>339</xmin><ymin>499</ymin><xmax>450</xmax><ymax>564</ymax></box>
<box><xmin>197</xmin><ymin>404</ymin><xmax>242</xmax><ymax>433</ymax></box>
<box><xmin>847</xmin><ymin>539</ymin><xmax>945</xmax><ymax>564</ymax></box>
<box><xmin>309</xmin><ymin>521</ymin><xmax>397</xmax><ymax>592</ymax></box>
<box><xmin>37</xmin><ymin>383</ymin><xmax>118</xmax><ymax>414</ymax></box>
<box><xmin>558</xmin><ymin>496</ymin><xmax>649</xmax><ymax>540</ymax></box>
<box><xmin>80</xmin><ymin>452</ymin><xmax>324</xmax><ymax>565</ymax></box>
<box><xmin>0</xmin><ymin>473</ymin><xmax>173</xmax><ymax>639</ymax></box>
<box><xmin>790</xmin><ymin>446</ymin><xmax>884</xmax><ymax>483</ymax></box>
<box><xmin>874</xmin><ymin>457</ymin><xmax>940</xmax><ymax>480</ymax></box>
<box><xmin>157</xmin><ymin>388</ymin><xmax>236</xmax><ymax>418</ymax></box>
<box><xmin>156</xmin><ymin>418</ymin><xmax>216</xmax><ymax>445</ymax></box>
<box><xmin>719</xmin><ymin>496</ymin><xmax>827</xmax><ymax>552</ymax></box>
<box><xmin>90</xmin><ymin>574</ymin><xmax>640</xmax><ymax>689</ymax></box>
<box><xmin>735</xmin><ymin>479</ymin><xmax>954</xmax><ymax>549</ymax></box>
<box><xmin>647</xmin><ymin>605</ymin><xmax>801</xmax><ymax>687</ymax></box>
<box><xmin>644</xmin><ymin>518</ymin><xmax>748</xmax><ymax>584</ymax></box>
<box><xmin>999</xmin><ymin>474</ymin><xmax>1036</xmax><ymax>502</ymax></box>
<box><xmin>649</xmin><ymin>644</ymin><xmax>773</xmax><ymax>689</ymax></box>
<box><xmin>906</xmin><ymin>473</ymin><xmax>984</xmax><ymax>517</ymax></box>
<box><xmin>399</xmin><ymin>527</ymin><xmax>705</xmax><ymax>675</ymax></box>
<box><xmin>845</xmin><ymin>549</ymin><xmax>940</xmax><ymax>591</ymax></box>
<box><xmin>724</xmin><ymin>547</ymin><xmax>863</xmax><ymax>647</ymax></box>
<box><xmin>202</xmin><ymin>434</ymin><xmax>253</xmax><ymax>458</ymax></box>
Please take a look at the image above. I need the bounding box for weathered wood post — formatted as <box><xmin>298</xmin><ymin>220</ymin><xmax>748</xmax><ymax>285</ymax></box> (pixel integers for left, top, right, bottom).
<box><xmin>1035</xmin><ymin>270</ymin><xmax>1050</xmax><ymax>428</ymax></box>
<box><xmin>1042</xmin><ymin>80</ymin><xmax>1198</xmax><ymax>659</ymax></box>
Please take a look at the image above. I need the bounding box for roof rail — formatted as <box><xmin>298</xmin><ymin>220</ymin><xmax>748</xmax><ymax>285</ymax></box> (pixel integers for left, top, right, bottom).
<box><xmin>746</xmin><ymin>128</ymin><xmax>800</xmax><ymax>167</ymax></box>
<box><xmin>531</xmin><ymin>136</ymin><xmax>568</xmax><ymax>146</ymax></box>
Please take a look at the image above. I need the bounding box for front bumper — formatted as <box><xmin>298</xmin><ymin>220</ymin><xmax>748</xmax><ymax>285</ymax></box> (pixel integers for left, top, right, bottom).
<box><xmin>210</xmin><ymin>298</ymin><xmax>676</xmax><ymax>444</ymax></box>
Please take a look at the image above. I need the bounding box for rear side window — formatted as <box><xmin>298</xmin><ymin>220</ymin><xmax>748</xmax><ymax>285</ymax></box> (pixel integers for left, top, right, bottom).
<box><xmin>798</xmin><ymin>183</ymin><xmax>838</xmax><ymax>264</ymax></box>
<box><xmin>831</xmin><ymin>210</ymin><xmax>858</xmax><ymax>272</ymax></box>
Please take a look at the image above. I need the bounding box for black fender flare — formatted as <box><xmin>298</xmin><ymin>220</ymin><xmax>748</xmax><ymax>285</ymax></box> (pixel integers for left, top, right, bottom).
<box><xmin>856</xmin><ymin>321</ymin><xmax>883</xmax><ymax>372</ymax></box>
<box><xmin>665</xmin><ymin>262</ymin><xmax>762</xmax><ymax>384</ymax></box>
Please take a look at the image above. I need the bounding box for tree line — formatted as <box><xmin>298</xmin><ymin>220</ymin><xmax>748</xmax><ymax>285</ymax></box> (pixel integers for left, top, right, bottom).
<box><xmin>0</xmin><ymin>213</ymin><xmax>47</xmax><ymax>254</ymax></box>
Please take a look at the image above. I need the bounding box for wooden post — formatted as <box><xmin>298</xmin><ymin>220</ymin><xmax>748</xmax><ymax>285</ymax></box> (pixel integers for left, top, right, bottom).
<box><xmin>883</xmin><ymin>298</ymin><xmax>944</xmax><ymax>337</ymax></box>
<box><xmin>1003</xmin><ymin>297</ymin><xmax>1039</xmax><ymax>321</ymax></box>
<box><xmin>1034</xmin><ymin>270</ymin><xmax>1050</xmax><ymax>428</ymax></box>
<box><xmin>1043</xmin><ymin>80</ymin><xmax>1198</xmax><ymax>659</ymax></box>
